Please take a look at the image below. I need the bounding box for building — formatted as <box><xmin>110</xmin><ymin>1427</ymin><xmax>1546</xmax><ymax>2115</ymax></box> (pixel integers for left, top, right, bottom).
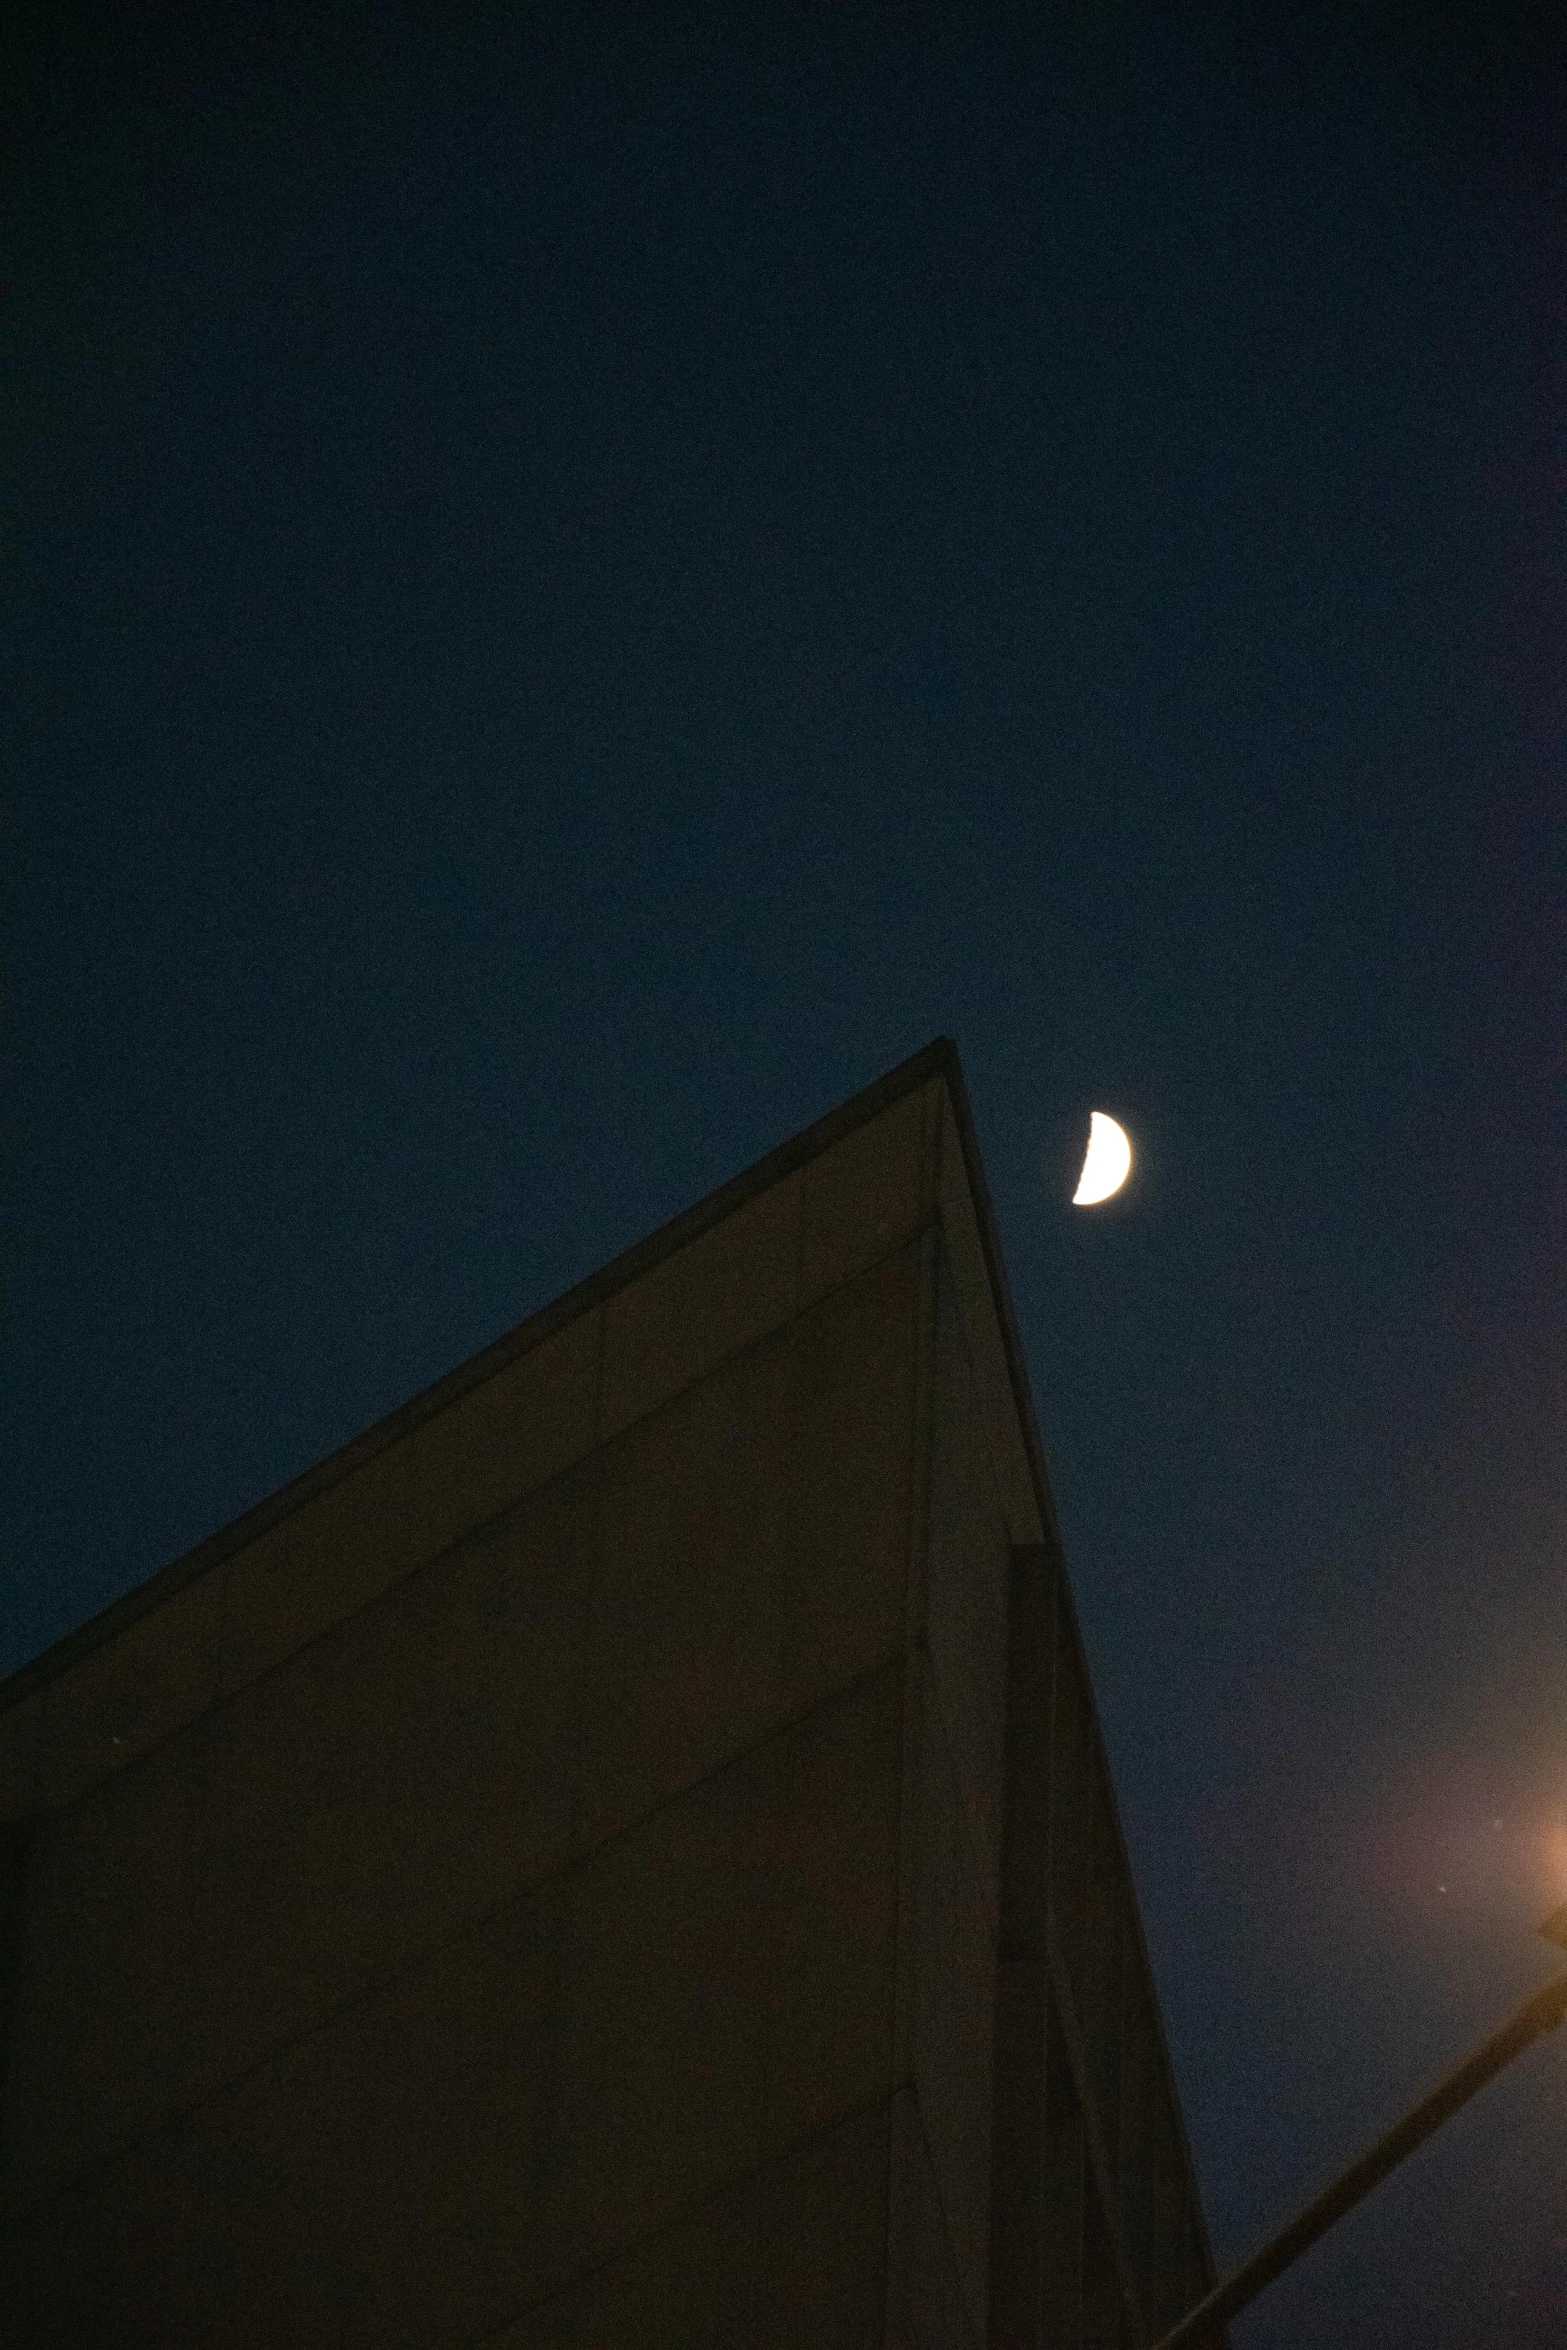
<box><xmin>0</xmin><ymin>1040</ymin><xmax>1223</xmax><ymax>2347</ymax></box>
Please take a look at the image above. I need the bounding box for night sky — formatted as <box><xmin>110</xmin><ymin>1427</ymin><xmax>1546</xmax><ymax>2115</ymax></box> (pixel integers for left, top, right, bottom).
<box><xmin>4</xmin><ymin>5</ymin><xmax>1564</xmax><ymax>2342</ymax></box>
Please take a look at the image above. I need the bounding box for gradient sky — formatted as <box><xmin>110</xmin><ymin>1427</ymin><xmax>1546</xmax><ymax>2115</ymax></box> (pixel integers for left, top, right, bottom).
<box><xmin>4</xmin><ymin>6</ymin><xmax>1564</xmax><ymax>2342</ymax></box>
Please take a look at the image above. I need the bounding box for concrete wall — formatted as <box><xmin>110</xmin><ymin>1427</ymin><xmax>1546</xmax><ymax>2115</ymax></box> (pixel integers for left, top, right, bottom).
<box><xmin>0</xmin><ymin>1044</ymin><xmax>1218</xmax><ymax>2348</ymax></box>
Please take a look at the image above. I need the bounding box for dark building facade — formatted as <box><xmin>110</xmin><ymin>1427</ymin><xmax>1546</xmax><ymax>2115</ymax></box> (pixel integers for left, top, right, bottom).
<box><xmin>0</xmin><ymin>1041</ymin><xmax>1223</xmax><ymax>2347</ymax></box>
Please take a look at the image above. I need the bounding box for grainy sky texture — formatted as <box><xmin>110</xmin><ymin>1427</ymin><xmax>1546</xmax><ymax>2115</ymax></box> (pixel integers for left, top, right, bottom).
<box><xmin>4</xmin><ymin>5</ymin><xmax>1564</xmax><ymax>2342</ymax></box>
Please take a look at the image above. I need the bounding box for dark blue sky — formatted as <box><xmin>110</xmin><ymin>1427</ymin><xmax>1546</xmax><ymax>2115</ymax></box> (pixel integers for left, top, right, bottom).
<box><xmin>5</xmin><ymin>5</ymin><xmax>1564</xmax><ymax>2341</ymax></box>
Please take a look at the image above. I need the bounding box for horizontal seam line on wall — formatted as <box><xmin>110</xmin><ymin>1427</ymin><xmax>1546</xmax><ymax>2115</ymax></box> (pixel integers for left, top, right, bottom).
<box><xmin>0</xmin><ymin>1639</ymin><xmax>915</xmax><ymax>2223</ymax></box>
<box><xmin>23</xmin><ymin>1218</ymin><xmax>943</xmax><ymax>1819</ymax></box>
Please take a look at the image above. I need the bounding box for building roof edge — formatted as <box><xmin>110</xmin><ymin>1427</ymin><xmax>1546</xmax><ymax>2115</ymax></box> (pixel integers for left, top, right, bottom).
<box><xmin>1</xmin><ymin>1037</ymin><xmax>964</xmax><ymax>1712</ymax></box>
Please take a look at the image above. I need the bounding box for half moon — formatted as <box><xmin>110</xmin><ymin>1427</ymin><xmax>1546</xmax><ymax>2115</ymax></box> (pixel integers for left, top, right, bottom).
<box><xmin>1073</xmin><ymin>1112</ymin><xmax>1132</xmax><ymax>1205</ymax></box>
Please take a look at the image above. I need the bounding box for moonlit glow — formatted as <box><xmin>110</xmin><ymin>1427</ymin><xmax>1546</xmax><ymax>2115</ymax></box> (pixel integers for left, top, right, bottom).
<box><xmin>1073</xmin><ymin>1111</ymin><xmax>1132</xmax><ymax>1205</ymax></box>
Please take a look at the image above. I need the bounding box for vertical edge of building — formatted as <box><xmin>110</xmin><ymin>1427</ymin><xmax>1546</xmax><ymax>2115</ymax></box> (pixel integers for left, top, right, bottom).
<box><xmin>0</xmin><ymin>1039</ymin><xmax>1222</xmax><ymax>2348</ymax></box>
